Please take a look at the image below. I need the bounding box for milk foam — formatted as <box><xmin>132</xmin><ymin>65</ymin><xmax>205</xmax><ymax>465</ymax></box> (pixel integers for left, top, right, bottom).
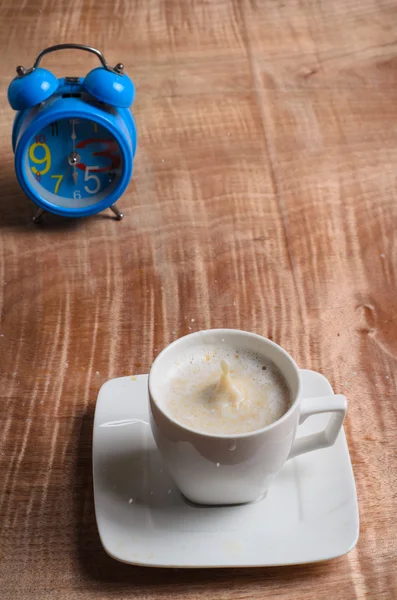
<box><xmin>163</xmin><ymin>344</ymin><xmax>291</xmax><ymax>434</ymax></box>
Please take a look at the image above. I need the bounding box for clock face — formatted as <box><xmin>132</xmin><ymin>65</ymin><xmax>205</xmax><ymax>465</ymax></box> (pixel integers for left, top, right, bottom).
<box><xmin>24</xmin><ymin>118</ymin><xmax>123</xmax><ymax>209</ymax></box>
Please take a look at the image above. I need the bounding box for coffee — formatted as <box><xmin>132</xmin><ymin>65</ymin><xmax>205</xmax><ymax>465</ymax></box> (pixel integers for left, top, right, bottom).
<box><xmin>163</xmin><ymin>344</ymin><xmax>291</xmax><ymax>434</ymax></box>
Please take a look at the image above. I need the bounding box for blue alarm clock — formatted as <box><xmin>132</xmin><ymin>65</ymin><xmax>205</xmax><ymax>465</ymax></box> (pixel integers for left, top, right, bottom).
<box><xmin>8</xmin><ymin>43</ymin><xmax>137</xmax><ymax>222</ymax></box>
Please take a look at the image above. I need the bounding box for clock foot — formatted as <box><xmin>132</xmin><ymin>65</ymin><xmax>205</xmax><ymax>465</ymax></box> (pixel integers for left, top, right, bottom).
<box><xmin>109</xmin><ymin>204</ymin><xmax>124</xmax><ymax>220</ymax></box>
<box><xmin>33</xmin><ymin>208</ymin><xmax>45</xmax><ymax>223</ymax></box>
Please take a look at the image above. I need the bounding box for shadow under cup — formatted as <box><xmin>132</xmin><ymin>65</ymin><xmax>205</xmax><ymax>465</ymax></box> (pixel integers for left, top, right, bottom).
<box><xmin>148</xmin><ymin>329</ymin><xmax>303</xmax><ymax>505</ymax></box>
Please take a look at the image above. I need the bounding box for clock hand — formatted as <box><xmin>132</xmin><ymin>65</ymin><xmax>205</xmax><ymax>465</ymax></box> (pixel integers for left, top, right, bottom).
<box><xmin>68</xmin><ymin>151</ymin><xmax>79</xmax><ymax>184</ymax></box>
<box><xmin>70</xmin><ymin>119</ymin><xmax>79</xmax><ymax>185</ymax></box>
<box><xmin>71</xmin><ymin>119</ymin><xmax>76</xmax><ymax>146</ymax></box>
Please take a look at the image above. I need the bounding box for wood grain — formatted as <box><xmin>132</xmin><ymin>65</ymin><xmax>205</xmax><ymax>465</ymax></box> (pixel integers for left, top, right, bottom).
<box><xmin>0</xmin><ymin>1</ymin><xmax>396</xmax><ymax>598</ymax></box>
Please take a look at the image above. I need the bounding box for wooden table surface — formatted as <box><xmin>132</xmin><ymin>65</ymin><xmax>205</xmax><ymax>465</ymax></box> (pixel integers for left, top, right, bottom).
<box><xmin>1</xmin><ymin>1</ymin><xmax>396</xmax><ymax>598</ymax></box>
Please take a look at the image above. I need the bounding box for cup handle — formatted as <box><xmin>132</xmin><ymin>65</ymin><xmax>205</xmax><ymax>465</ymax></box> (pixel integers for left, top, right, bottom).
<box><xmin>288</xmin><ymin>395</ymin><xmax>347</xmax><ymax>460</ymax></box>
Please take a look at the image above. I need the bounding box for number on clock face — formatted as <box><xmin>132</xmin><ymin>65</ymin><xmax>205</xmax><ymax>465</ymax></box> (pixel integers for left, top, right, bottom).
<box><xmin>27</xmin><ymin>118</ymin><xmax>122</xmax><ymax>203</ymax></box>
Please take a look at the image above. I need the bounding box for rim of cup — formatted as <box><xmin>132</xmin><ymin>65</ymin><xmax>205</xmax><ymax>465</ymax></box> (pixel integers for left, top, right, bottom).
<box><xmin>148</xmin><ymin>328</ymin><xmax>303</xmax><ymax>440</ymax></box>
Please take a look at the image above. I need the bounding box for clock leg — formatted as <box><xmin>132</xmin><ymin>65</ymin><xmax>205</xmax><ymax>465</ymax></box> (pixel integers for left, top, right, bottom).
<box><xmin>33</xmin><ymin>208</ymin><xmax>45</xmax><ymax>223</ymax></box>
<box><xmin>109</xmin><ymin>204</ymin><xmax>124</xmax><ymax>220</ymax></box>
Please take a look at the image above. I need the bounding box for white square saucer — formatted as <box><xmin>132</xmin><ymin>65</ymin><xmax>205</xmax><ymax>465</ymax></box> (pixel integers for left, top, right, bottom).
<box><xmin>93</xmin><ymin>369</ymin><xmax>359</xmax><ymax>568</ymax></box>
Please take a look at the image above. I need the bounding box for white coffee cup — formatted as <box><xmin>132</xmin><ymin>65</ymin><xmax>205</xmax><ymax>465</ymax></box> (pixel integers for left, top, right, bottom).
<box><xmin>149</xmin><ymin>329</ymin><xmax>347</xmax><ymax>505</ymax></box>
